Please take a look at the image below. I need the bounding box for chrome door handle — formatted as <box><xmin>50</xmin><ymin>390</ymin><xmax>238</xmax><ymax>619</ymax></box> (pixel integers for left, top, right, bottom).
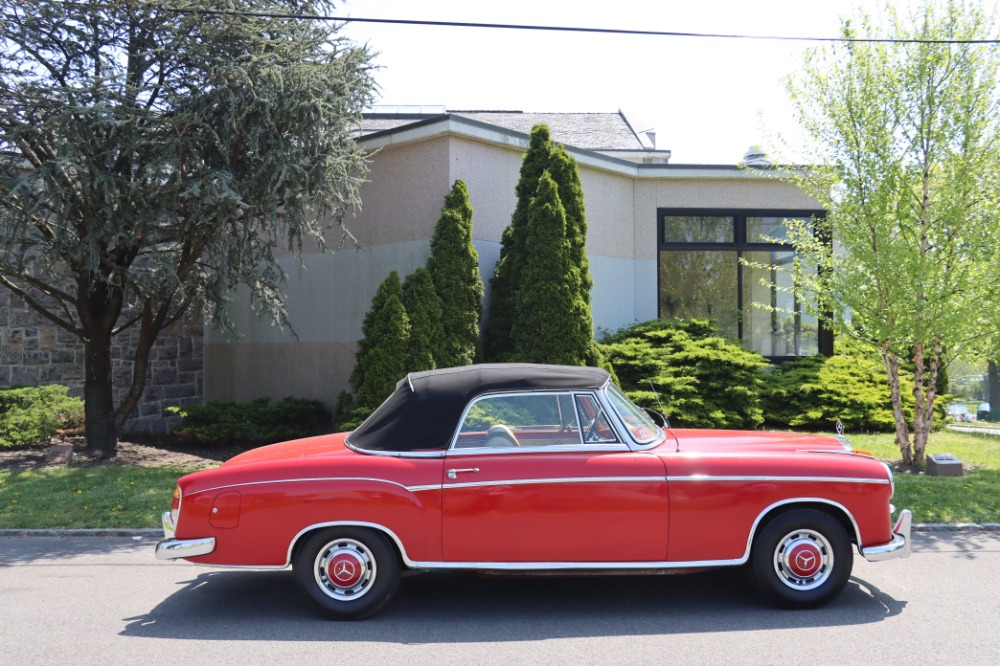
<box><xmin>447</xmin><ymin>467</ymin><xmax>480</xmax><ymax>480</ymax></box>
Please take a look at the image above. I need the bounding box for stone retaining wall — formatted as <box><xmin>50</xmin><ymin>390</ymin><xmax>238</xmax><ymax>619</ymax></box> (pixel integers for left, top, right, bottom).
<box><xmin>0</xmin><ymin>289</ymin><xmax>203</xmax><ymax>434</ymax></box>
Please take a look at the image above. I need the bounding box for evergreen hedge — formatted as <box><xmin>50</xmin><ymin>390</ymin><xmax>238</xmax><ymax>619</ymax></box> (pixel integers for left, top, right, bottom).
<box><xmin>169</xmin><ymin>397</ymin><xmax>331</xmax><ymax>446</ymax></box>
<box><xmin>600</xmin><ymin>320</ymin><xmax>767</xmax><ymax>429</ymax></box>
<box><xmin>0</xmin><ymin>385</ymin><xmax>84</xmax><ymax>449</ymax></box>
<box><xmin>401</xmin><ymin>267</ymin><xmax>444</xmax><ymax>372</ymax></box>
<box><xmin>427</xmin><ymin>180</ymin><xmax>484</xmax><ymax>367</ymax></box>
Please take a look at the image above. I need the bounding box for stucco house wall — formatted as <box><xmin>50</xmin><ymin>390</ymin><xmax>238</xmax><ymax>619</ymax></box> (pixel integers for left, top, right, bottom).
<box><xmin>204</xmin><ymin>116</ymin><xmax>821</xmax><ymax>408</ymax></box>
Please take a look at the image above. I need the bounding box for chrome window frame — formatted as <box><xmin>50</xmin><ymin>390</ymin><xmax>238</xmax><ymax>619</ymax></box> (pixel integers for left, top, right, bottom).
<box><xmin>446</xmin><ymin>390</ymin><xmax>628</xmax><ymax>454</ymax></box>
<box><xmin>600</xmin><ymin>384</ymin><xmax>667</xmax><ymax>450</ymax></box>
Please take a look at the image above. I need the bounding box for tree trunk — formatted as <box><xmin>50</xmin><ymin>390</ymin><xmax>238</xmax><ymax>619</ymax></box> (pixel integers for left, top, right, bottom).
<box><xmin>83</xmin><ymin>330</ymin><xmax>118</xmax><ymax>457</ymax></box>
<box><xmin>911</xmin><ymin>341</ymin><xmax>927</xmax><ymax>466</ymax></box>
<box><xmin>882</xmin><ymin>344</ymin><xmax>912</xmax><ymax>465</ymax></box>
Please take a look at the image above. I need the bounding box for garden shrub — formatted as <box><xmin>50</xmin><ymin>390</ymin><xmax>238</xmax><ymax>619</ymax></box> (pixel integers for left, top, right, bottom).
<box><xmin>169</xmin><ymin>397</ymin><xmax>331</xmax><ymax>445</ymax></box>
<box><xmin>0</xmin><ymin>385</ymin><xmax>84</xmax><ymax>449</ymax></box>
<box><xmin>762</xmin><ymin>338</ymin><xmax>947</xmax><ymax>433</ymax></box>
<box><xmin>600</xmin><ymin>319</ymin><xmax>767</xmax><ymax>429</ymax></box>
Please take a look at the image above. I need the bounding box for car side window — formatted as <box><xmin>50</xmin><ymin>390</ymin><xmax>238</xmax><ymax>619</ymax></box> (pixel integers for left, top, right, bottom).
<box><xmin>454</xmin><ymin>393</ymin><xmax>583</xmax><ymax>448</ymax></box>
<box><xmin>574</xmin><ymin>394</ymin><xmax>618</xmax><ymax>443</ymax></box>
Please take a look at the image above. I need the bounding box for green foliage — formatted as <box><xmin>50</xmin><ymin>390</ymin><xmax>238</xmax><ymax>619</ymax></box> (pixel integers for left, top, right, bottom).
<box><xmin>510</xmin><ymin>173</ymin><xmax>594</xmax><ymax>365</ymax></box>
<box><xmin>762</xmin><ymin>352</ymin><xmax>899</xmax><ymax>432</ymax></box>
<box><xmin>349</xmin><ymin>271</ymin><xmax>411</xmax><ymax>411</ymax></box>
<box><xmin>486</xmin><ymin>125</ymin><xmax>603</xmax><ymax>367</ymax></box>
<box><xmin>0</xmin><ymin>385</ymin><xmax>84</xmax><ymax>449</ymax></box>
<box><xmin>402</xmin><ymin>268</ymin><xmax>444</xmax><ymax>372</ymax></box>
<box><xmin>169</xmin><ymin>397</ymin><xmax>331</xmax><ymax>446</ymax></box>
<box><xmin>0</xmin><ymin>0</ymin><xmax>375</xmax><ymax>454</ymax></box>
<box><xmin>782</xmin><ymin>0</ymin><xmax>1000</xmax><ymax>462</ymax></box>
<box><xmin>427</xmin><ymin>180</ymin><xmax>484</xmax><ymax>367</ymax></box>
<box><xmin>485</xmin><ymin>125</ymin><xmax>553</xmax><ymax>361</ymax></box>
<box><xmin>600</xmin><ymin>320</ymin><xmax>767</xmax><ymax>428</ymax></box>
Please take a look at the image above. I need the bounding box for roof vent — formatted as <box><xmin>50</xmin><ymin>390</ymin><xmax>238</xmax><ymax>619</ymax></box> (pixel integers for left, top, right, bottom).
<box><xmin>742</xmin><ymin>146</ymin><xmax>771</xmax><ymax>167</ymax></box>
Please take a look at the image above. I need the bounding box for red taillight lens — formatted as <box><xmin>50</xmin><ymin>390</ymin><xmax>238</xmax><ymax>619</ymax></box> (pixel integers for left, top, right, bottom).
<box><xmin>171</xmin><ymin>486</ymin><xmax>181</xmax><ymax>511</ymax></box>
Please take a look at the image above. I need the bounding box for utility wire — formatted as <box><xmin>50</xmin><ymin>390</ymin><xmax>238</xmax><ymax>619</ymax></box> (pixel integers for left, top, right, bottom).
<box><xmin>157</xmin><ymin>6</ymin><xmax>1000</xmax><ymax>45</ymax></box>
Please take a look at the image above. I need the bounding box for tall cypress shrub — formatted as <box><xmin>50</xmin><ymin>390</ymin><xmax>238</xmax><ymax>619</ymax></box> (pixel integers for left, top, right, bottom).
<box><xmin>402</xmin><ymin>267</ymin><xmax>444</xmax><ymax>372</ymax></box>
<box><xmin>485</xmin><ymin>125</ymin><xmax>554</xmax><ymax>361</ymax></box>
<box><xmin>510</xmin><ymin>172</ymin><xmax>592</xmax><ymax>365</ymax></box>
<box><xmin>548</xmin><ymin>144</ymin><xmax>593</xmax><ymax>303</ymax></box>
<box><xmin>348</xmin><ymin>271</ymin><xmax>411</xmax><ymax>410</ymax></box>
<box><xmin>427</xmin><ymin>180</ymin><xmax>484</xmax><ymax>367</ymax></box>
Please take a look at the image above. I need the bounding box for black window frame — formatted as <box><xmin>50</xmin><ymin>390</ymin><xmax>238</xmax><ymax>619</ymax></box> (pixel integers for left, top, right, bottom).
<box><xmin>657</xmin><ymin>208</ymin><xmax>833</xmax><ymax>361</ymax></box>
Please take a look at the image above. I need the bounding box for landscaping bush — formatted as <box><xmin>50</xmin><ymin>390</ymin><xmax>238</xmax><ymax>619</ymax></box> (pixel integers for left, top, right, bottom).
<box><xmin>169</xmin><ymin>397</ymin><xmax>331</xmax><ymax>446</ymax></box>
<box><xmin>600</xmin><ymin>319</ymin><xmax>767</xmax><ymax>428</ymax></box>
<box><xmin>761</xmin><ymin>338</ymin><xmax>948</xmax><ymax>433</ymax></box>
<box><xmin>0</xmin><ymin>385</ymin><xmax>84</xmax><ymax>449</ymax></box>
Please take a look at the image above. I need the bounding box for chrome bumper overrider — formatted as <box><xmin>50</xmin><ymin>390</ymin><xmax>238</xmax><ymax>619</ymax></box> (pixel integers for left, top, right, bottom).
<box><xmin>155</xmin><ymin>511</ymin><xmax>216</xmax><ymax>561</ymax></box>
<box><xmin>861</xmin><ymin>509</ymin><xmax>912</xmax><ymax>562</ymax></box>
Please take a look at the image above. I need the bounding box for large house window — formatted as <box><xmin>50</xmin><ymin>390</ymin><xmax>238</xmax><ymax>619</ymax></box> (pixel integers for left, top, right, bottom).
<box><xmin>657</xmin><ymin>209</ymin><xmax>832</xmax><ymax>360</ymax></box>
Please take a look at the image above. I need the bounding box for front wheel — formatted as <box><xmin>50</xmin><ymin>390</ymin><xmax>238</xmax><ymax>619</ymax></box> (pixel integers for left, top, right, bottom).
<box><xmin>293</xmin><ymin>527</ymin><xmax>400</xmax><ymax>620</ymax></box>
<box><xmin>749</xmin><ymin>509</ymin><xmax>853</xmax><ymax>609</ymax></box>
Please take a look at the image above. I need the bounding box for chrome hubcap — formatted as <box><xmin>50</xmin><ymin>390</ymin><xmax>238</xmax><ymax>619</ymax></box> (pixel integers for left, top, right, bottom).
<box><xmin>314</xmin><ymin>538</ymin><xmax>377</xmax><ymax>601</ymax></box>
<box><xmin>773</xmin><ymin>528</ymin><xmax>833</xmax><ymax>591</ymax></box>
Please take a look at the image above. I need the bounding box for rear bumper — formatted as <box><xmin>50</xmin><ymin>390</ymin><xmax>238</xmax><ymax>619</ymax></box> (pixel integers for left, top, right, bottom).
<box><xmin>155</xmin><ymin>511</ymin><xmax>216</xmax><ymax>561</ymax></box>
<box><xmin>860</xmin><ymin>509</ymin><xmax>912</xmax><ymax>562</ymax></box>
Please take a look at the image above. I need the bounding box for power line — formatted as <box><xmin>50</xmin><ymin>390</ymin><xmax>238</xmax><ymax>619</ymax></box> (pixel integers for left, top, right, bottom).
<box><xmin>156</xmin><ymin>6</ymin><xmax>1000</xmax><ymax>45</ymax></box>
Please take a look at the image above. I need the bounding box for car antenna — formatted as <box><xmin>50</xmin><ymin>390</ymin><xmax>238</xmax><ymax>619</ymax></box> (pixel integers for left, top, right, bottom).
<box><xmin>648</xmin><ymin>379</ymin><xmax>677</xmax><ymax>451</ymax></box>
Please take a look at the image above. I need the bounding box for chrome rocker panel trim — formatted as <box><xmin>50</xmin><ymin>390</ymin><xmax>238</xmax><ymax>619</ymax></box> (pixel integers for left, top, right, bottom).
<box><xmin>861</xmin><ymin>509</ymin><xmax>912</xmax><ymax>562</ymax></box>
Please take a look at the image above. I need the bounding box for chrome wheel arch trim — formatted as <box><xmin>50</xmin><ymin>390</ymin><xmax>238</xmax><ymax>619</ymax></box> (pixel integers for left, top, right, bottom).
<box><xmin>743</xmin><ymin>497</ymin><xmax>863</xmax><ymax>559</ymax></box>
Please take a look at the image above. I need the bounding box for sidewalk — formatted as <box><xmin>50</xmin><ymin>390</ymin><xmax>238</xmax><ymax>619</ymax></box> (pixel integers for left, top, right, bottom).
<box><xmin>948</xmin><ymin>424</ymin><xmax>1000</xmax><ymax>436</ymax></box>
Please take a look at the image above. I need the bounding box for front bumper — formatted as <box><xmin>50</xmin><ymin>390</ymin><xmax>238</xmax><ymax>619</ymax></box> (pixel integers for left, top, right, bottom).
<box><xmin>860</xmin><ymin>509</ymin><xmax>912</xmax><ymax>562</ymax></box>
<box><xmin>155</xmin><ymin>510</ymin><xmax>216</xmax><ymax>561</ymax></box>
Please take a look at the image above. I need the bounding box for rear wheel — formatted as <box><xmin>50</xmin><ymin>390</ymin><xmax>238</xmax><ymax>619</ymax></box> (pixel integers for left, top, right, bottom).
<box><xmin>750</xmin><ymin>509</ymin><xmax>853</xmax><ymax>609</ymax></box>
<box><xmin>293</xmin><ymin>527</ymin><xmax>400</xmax><ymax>620</ymax></box>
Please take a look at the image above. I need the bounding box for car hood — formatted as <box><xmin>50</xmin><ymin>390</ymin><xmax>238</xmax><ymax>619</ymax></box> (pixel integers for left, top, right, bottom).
<box><xmin>664</xmin><ymin>429</ymin><xmax>851</xmax><ymax>455</ymax></box>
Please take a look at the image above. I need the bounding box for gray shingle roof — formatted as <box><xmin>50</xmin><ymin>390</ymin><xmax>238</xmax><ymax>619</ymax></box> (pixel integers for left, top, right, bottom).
<box><xmin>360</xmin><ymin>110</ymin><xmax>648</xmax><ymax>151</ymax></box>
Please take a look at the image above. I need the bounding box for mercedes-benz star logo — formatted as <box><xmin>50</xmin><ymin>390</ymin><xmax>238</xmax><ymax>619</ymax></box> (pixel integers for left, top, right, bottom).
<box><xmin>333</xmin><ymin>560</ymin><xmax>356</xmax><ymax>582</ymax></box>
<box><xmin>795</xmin><ymin>552</ymin><xmax>816</xmax><ymax>570</ymax></box>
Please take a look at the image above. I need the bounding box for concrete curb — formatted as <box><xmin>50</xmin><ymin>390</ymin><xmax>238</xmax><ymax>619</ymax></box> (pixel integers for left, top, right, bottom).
<box><xmin>2</xmin><ymin>524</ymin><xmax>1000</xmax><ymax>538</ymax></box>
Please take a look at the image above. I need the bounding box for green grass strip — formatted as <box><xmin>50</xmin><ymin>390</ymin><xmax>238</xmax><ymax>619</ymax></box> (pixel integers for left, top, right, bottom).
<box><xmin>0</xmin><ymin>466</ymin><xmax>198</xmax><ymax>529</ymax></box>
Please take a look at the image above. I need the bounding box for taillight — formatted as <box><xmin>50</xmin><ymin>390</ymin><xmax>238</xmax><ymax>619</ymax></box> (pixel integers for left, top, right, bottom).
<box><xmin>171</xmin><ymin>486</ymin><xmax>181</xmax><ymax>526</ymax></box>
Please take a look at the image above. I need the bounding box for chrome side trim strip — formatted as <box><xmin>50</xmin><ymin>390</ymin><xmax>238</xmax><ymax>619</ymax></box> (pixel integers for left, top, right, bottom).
<box><xmin>187</xmin><ymin>473</ymin><xmax>888</xmax><ymax>498</ymax></box>
<box><xmin>187</xmin><ymin>477</ymin><xmax>415</xmax><ymax>497</ymax></box>
<box><xmin>667</xmin><ymin>475</ymin><xmax>890</xmax><ymax>485</ymax></box>
<box><xmin>406</xmin><ymin>558</ymin><xmax>748</xmax><ymax>571</ymax></box>
<box><xmin>442</xmin><ymin>476</ymin><xmax>665</xmax><ymax>490</ymax></box>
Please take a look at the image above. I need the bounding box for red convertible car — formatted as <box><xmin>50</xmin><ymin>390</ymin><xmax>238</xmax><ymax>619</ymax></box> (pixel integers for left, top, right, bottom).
<box><xmin>156</xmin><ymin>364</ymin><xmax>911</xmax><ymax>619</ymax></box>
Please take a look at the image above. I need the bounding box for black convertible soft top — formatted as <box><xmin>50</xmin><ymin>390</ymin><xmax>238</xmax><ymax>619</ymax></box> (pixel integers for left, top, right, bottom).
<box><xmin>346</xmin><ymin>363</ymin><xmax>611</xmax><ymax>452</ymax></box>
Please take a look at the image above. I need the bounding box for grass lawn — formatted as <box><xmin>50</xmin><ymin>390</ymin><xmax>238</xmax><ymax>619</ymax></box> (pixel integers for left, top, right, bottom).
<box><xmin>849</xmin><ymin>429</ymin><xmax>1000</xmax><ymax>524</ymax></box>
<box><xmin>0</xmin><ymin>466</ymin><xmax>193</xmax><ymax>529</ymax></box>
<box><xmin>2</xmin><ymin>430</ymin><xmax>999</xmax><ymax>529</ymax></box>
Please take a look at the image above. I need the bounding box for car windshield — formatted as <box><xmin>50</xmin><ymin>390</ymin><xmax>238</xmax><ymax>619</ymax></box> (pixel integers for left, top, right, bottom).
<box><xmin>606</xmin><ymin>384</ymin><xmax>663</xmax><ymax>445</ymax></box>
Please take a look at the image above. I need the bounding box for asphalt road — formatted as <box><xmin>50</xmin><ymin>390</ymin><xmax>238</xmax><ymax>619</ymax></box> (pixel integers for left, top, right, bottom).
<box><xmin>2</xmin><ymin>532</ymin><xmax>999</xmax><ymax>665</ymax></box>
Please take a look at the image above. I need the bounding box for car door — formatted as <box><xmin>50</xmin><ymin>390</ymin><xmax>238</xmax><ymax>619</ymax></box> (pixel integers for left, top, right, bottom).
<box><xmin>441</xmin><ymin>391</ymin><xmax>669</xmax><ymax>563</ymax></box>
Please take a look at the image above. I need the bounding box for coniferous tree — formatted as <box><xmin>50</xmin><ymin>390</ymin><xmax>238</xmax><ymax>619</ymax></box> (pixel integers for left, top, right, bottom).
<box><xmin>427</xmin><ymin>180</ymin><xmax>484</xmax><ymax>367</ymax></box>
<box><xmin>511</xmin><ymin>173</ymin><xmax>592</xmax><ymax>364</ymax></box>
<box><xmin>485</xmin><ymin>126</ymin><xmax>554</xmax><ymax>361</ymax></box>
<box><xmin>0</xmin><ymin>0</ymin><xmax>376</xmax><ymax>456</ymax></box>
<box><xmin>349</xmin><ymin>271</ymin><xmax>411</xmax><ymax>410</ymax></box>
<box><xmin>548</xmin><ymin>144</ymin><xmax>593</xmax><ymax>303</ymax></box>
<box><xmin>402</xmin><ymin>267</ymin><xmax>444</xmax><ymax>372</ymax></box>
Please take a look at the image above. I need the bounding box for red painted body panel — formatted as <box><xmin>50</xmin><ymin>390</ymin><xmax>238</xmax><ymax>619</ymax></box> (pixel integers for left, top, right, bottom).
<box><xmin>170</xmin><ymin>428</ymin><xmax>896</xmax><ymax>568</ymax></box>
<box><xmin>441</xmin><ymin>451</ymin><xmax>667</xmax><ymax>561</ymax></box>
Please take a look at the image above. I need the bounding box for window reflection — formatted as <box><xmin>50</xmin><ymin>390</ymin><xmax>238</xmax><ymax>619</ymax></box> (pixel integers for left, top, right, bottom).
<box><xmin>658</xmin><ymin>250</ymin><xmax>739</xmax><ymax>339</ymax></box>
<box><xmin>662</xmin><ymin>216</ymin><xmax>734</xmax><ymax>243</ymax></box>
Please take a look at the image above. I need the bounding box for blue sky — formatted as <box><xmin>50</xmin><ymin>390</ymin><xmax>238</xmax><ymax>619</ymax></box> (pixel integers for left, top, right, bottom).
<box><xmin>341</xmin><ymin>0</ymin><xmax>999</xmax><ymax>164</ymax></box>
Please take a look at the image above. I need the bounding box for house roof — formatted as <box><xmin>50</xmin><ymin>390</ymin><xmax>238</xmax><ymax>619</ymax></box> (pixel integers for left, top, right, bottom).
<box><xmin>360</xmin><ymin>108</ymin><xmax>661</xmax><ymax>153</ymax></box>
